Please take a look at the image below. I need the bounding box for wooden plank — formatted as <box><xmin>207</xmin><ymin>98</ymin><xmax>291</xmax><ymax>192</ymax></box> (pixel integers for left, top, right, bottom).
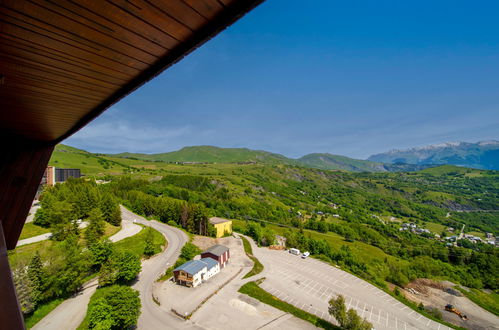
<box><xmin>3</xmin><ymin>0</ymin><xmax>159</xmax><ymax>65</ymax></box>
<box><xmin>1</xmin><ymin>42</ymin><xmax>123</xmax><ymax>94</ymax></box>
<box><xmin>76</xmin><ymin>0</ymin><xmax>181</xmax><ymax>50</ymax></box>
<box><xmin>107</xmin><ymin>0</ymin><xmax>193</xmax><ymax>39</ymax></box>
<box><xmin>0</xmin><ymin>54</ymin><xmax>118</xmax><ymax>95</ymax></box>
<box><xmin>32</xmin><ymin>0</ymin><xmax>169</xmax><ymax>56</ymax></box>
<box><xmin>0</xmin><ymin>53</ymin><xmax>124</xmax><ymax>89</ymax></box>
<box><xmin>0</xmin><ymin>9</ymin><xmax>148</xmax><ymax>72</ymax></box>
<box><xmin>147</xmin><ymin>0</ymin><xmax>207</xmax><ymax>30</ymax></box>
<box><xmin>183</xmin><ymin>0</ymin><xmax>224</xmax><ymax>20</ymax></box>
<box><xmin>1</xmin><ymin>33</ymin><xmax>133</xmax><ymax>82</ymax></box>
<box><xmin>0</xmin><ymin>79</ymin><xmax>103</xmax><ymax>103</ymax></box>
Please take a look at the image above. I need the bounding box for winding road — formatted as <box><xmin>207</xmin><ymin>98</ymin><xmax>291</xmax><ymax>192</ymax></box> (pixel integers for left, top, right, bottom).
<box><xmin>33</xmin><ymin>207</ymin><xmax>188</xmax><ymax>330</ymax></box>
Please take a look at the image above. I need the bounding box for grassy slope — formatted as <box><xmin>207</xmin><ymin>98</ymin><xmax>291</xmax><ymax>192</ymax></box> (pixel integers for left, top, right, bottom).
<box><xmin>240</xmin><ymin>236</ymin><xmax>264</xmax><ymax>278</ymax></box>
<box><xmin>298</xmin><ymin>153</ymin><xmax>386</xmax><ymax>172</ymax></box>
<box><xmin>111</xmin><ymin>145</ymin><xmax>296</xmax><ymax>164</ymax></box>
<box><xmin>113</xmin><ymin>225</ymin><xmax>166</xmax><ymax>258</ymax></box>
<box><xmin>19</xmin><ymin>223</ymin><xmax>51</xmax><ymax>240</ymax></box>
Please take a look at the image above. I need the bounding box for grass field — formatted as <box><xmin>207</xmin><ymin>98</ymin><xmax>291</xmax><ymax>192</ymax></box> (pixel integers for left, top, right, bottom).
<box><xmin>19</xmin><ymin>223</ymin><xmax>51</xmax><ymax>240</ymax></box>
<box><xmin>233</xmin><ymin>219</ymin><xmax>394</xmax><ymax>264</ymax></box>
<box><xmin>425</xmin><ymin>222</ymin><xmax>446</xmax><ymax>235</ymax></box>
<box><xmin>239</xmin><ymin>280</ymin><xmax>338</xmax><ymax>329</ymax></box>
<box><xmin>241</xmin><ymin>236</ymin><xmax>264</xmax><ymax>279</ymax></box>
<box><xmin>467</xmin><ymin>231</ymin><xmax>486</xmax><ymax>239</ymax></box>
<box><xmin>113</xmin><ymin>225</ymin><xmax>166</xmax><ymax>258</ymax></box>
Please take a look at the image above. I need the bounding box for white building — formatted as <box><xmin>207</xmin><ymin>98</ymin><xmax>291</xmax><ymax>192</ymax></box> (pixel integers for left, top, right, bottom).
<box><xmin>173</xmin><ymin>258</ymin><xmax>220</xmax><ymax>288</ymax></box>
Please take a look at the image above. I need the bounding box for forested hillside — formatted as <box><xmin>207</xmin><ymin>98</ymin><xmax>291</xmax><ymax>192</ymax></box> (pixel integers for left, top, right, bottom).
<box><xmin>47</xmin><ymin>145</ymin><xmax>499</xmax><ymax>294</ymax></box>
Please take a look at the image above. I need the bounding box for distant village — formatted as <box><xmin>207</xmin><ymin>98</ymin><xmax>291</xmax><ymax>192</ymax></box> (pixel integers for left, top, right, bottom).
<box><xmin>399</xmin><ymin>222</ymin><xmax>497</xmax><ymax>247</ymax></box>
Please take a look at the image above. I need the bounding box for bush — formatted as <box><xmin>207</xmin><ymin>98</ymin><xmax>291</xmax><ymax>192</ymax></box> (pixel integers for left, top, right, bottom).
<box><xmin>88</xmin><ymin>285</ymin><xmax>141</xmax><ymax>329</ymax></box>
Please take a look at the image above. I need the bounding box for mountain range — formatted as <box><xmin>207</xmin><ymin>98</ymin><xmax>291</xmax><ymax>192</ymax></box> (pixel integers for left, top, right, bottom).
<box><xmin>54</xmin><ymin>140</ymin><xmax>498</xmax><ymax>173</ymax></box>
<box><xmin>102</xmin><ymin>146</ymin><xmax>430</xmax><ymax>172</ymax></box>
<box><xmin>368</xmin><ymin>140</ymin><xmax>499</xmax><ymax>170</ymax></box>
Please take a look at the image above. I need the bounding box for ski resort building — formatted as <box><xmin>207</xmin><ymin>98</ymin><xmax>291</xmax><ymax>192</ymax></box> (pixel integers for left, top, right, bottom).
<box><xmin>201</xmin><ymin>244</ymin><xmax>230</xmax><ymax>268</ymax></box>
<box><xmin>209</xmin><ymin>217</ymin><xmax>233</xmax><ymax>238</ymax></box>
<box><xmin>173</xmin><ymin>258</ymin><xmax>220</xmax><ymax>288</ymax></box>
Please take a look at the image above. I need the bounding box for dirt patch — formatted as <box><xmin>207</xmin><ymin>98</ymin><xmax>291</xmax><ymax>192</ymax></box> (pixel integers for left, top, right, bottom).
<box><xmin>403</xmin><ymin>279</ymin><xmax>499</xmax><ymax>330</ymax></box>
<box><xmin>192</xmin><ymin>236</ymin><xmax>238</xmax><ymax>251</ymax></box>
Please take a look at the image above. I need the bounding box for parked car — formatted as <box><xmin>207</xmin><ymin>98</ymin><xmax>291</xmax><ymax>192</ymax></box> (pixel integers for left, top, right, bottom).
<box><xmin>301</xmin><ymin>251</ymin><xmax>310</xmax><ymax>259</ymax></box>
<box><xmin>289</xmin><ymin>248</ymin><xmax>300</xmax><ymax>255</ymax></box>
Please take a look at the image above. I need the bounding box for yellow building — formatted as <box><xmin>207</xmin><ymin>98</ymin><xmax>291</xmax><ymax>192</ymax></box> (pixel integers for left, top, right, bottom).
<box><xmin>209</xmin><ymin>217</ymin><xmax>232</xmax><ymax>238</ymax></box>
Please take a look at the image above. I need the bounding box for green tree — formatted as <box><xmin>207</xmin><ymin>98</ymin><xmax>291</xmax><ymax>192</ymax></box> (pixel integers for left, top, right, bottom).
<box><xmin>12</xmin><ymin>266</ymin><xmax>35</xmax><ymax>314</ymax></box>
<box><xmin>48</xmin><ymin>201</ymin><xmax>78</xmax><ymax>241</ymax></box>
<box><xmin>99</xmin><ymin>251</ymin><xmax>141</xmax><ymax>286</ymax></box>
<box><xmin>88</xmin><ymin>286</ymin><xmax>141</xmax><ymax>329</ymax></box>
<box><xmin>329</xmin><ymin>295</ymin><xmax>372</xmax><ymax>329</ymax></box>
<box><xmin>89</xmin><ymin>240</ymin><xmax>114</xmax><ymax>270</ymax></box>
<box><xmin>27</xmin><ymin>251</ymin><xmax>46</xmax><ymax>305</ymax></box>
<box><xmin>85</xmin><ymin>208</ymin><xmax>106</xmax><ymax>245</ymax></box>
<box><xmin>143</xmin><ymin>227</ymin><xmax>155</xmax><ymax>257</ymax></box>
<box><xmin>88</xmin><ymin>298</ymin><xmax>115</xmax><ymax>329</ymax></box>
<box><xmin>100</xmin><ymin>194</ymin><xmax>121</xmax><ymax>226</ymax></box>
<box><xmin>329</xmin><ymin>295</ymin><xmax>347</xmax><ymax>326</ymax></box>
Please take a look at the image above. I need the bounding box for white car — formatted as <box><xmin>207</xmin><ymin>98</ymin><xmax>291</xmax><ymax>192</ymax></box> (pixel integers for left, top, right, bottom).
<box><xmin>301</xmin><ymin>251</ymin><xmax>310</xmax><ymax>259</ymax></box>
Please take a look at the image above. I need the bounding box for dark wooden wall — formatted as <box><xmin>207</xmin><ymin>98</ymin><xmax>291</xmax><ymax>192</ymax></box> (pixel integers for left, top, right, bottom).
<box><xmin>0</xmin><ymin>137</ymin><xmax>54</xmax><ymax>250</ymax></box>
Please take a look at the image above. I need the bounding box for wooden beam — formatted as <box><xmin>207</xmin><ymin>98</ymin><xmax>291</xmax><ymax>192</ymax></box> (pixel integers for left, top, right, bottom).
<box><xmin>0</xmin><ymin>220</ymin><xmax>25</xmax><ymax>329</ymax></box>
<box><xmin>0</xmin><ymin>136</ymin><xmax>54</xmax><ymax>250</ymax></box>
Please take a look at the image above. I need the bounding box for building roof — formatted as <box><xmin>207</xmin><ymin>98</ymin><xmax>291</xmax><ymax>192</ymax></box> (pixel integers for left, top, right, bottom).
<box><xmin>174</xmin><ymin>258</ymin><xmax>219</xmax><ymax>275</ymax></box>
<box><xmin>202</xmin><ymin>244</ymin><xmax>229</xmax><ymax>257</ymax></box>
<box><xmin>200</xmin><ymin>258</ymin><xmax>219</xmax><ymax>270</ymax></box>
<box><xmin>209</xmin><ymin>217</ymin><xmax>232</xmax><ymax>225</ymax></box>
<box><xmin>174</xmin><ymin>260</ymin><xmax>207</xmax><ymax>276</ymax></box>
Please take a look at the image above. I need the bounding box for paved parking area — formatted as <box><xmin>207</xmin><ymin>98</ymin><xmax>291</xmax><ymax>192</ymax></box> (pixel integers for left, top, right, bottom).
<box><xmin>254</xmin><ymin>247</ymin><xmax>452</xmax><ymax>330</ymax></box>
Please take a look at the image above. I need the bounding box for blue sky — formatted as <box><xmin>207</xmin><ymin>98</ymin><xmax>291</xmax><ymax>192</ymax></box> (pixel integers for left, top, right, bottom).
<box><xmin>66</xmin><ymin>0</ymin><xmax>499</xmax><ymax>159</ymax></box>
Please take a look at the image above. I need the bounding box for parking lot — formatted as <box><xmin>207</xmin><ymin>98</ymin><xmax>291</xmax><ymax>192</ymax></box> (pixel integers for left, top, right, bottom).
<box><xmin>253</xmin><ymin>247</ymin><xmax>452</xmax><ymax>330</ymax></box>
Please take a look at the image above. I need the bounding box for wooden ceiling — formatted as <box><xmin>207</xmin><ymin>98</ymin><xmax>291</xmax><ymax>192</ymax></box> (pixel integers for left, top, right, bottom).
<box><xmin>0</xmin><ymin>0</ymin><xmax>264</xmax><ymax>143</ymax></box>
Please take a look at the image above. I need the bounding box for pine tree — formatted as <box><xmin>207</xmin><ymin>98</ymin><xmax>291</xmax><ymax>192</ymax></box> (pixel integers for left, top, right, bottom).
<box><xmin>85</xmin><ymin>208</ymin><xmax>105</xmax><ymax>246</ymax></box>
<box><xmin>100</xmin><ymin>194</ymin><xmax>122</xmax><ymax>226</ymax></box>
<box><xmin>143</xmin><ymin>227</ymin><xmax>155</xmax><ymax>257</ymax></box>
<box><xmin>28</xmin><ymin>251</ymin><xmax>46</xmax><ymax>305</ymax></box>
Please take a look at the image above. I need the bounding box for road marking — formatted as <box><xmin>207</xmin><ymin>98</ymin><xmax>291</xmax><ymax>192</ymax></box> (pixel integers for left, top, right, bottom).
<box><xmin>361</xmin><ymin>304</ymin><xmax>367</xmax><ymax>317</ymax></box>
<box><xmin>377</xmin><ymin>310</ymin><xmax>381</xmax><ymax>322</ymax></box>
<box><xmin>369</xmin><ymin>306</ymin><xmax>373</xmax><ymax>321</ymax></box>
<box><xmin>386</xmin><ymin>312</ymin><xmax>389</xmax><ymax>327</ymax></box>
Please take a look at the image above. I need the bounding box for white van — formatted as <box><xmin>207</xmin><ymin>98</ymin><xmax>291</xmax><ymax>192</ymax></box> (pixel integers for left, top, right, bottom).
<box><xmin>301</xmin><ymin>251</ymin><xmax>310</xmax><ymax>259</ymax></box>
<box><xmin>289</xmin><ymin>248</ymin><xmax>300</xmax><ymax>255</ymax></box>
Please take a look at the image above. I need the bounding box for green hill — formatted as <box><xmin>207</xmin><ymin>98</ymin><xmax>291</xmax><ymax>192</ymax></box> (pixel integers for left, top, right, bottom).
<box><xmin>53</xmin><ymin>144</ymin><xmax>437</xmax><ymax>174</ymax></box>
<box><xmin>298</xmin><ymin>153</ymin><xmax>388</xmax><ymax>172</ymax></box>
<box><xmin>49</xmin><ymin>144</ymin><xmax>132</xmax><ymax>175</ymax></box>
<box><xmin>111</xmin><ymin>145</ymin><xmax>298</xmax><ymax>165</ymax></box>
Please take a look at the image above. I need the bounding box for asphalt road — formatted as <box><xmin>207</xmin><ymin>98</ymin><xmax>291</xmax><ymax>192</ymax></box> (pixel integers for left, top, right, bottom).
<box><xmin>122</xmin><ymin>207</ymin><xmax>194</xmax><ymax>329</ymax></box>
<box><xmin>32</xmin><ymin>208</ymin><xmax>184</xmax><ymax>330</ymax></box>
